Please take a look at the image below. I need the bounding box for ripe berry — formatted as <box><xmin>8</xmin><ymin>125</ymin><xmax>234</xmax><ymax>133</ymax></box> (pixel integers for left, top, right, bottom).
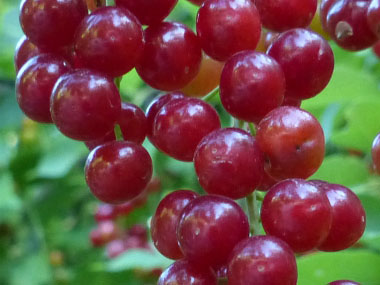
<box><xmin>14</xmin><ymin>36</ymin><xmax>41</xmax><ymax>72</ymax></box>
<box><xmin>228</xmin><ymin>236</ymin><xmax>298</xmax><ymax>285</ymax></box>
<box><xmin>16</xmin><ymin>54</ymin><xmax>70</xmax><ymax>123</ymax></box>
<box><xmin>19</xmin><ymin>0</ymin><xmax>87</xmax><ymax>51</ymax></box>
<box><xmin>196</xmin><ymin>0</ymin><xmax>261</xmax><ymax>61</ymax></box>
<box><xmin>257</xmin><ymin>106</ymin><xmax>325</xmax><ymax>180</ymax></box>
<box><xmin>328</xmin><ymin>281</ymin><xmax>360</xmax><ymax>285</ymax></box>
<box><xmin>255</xmin><ymin>0</ymin><xmax>317</xmax><ymax>32</ymax></box>
<box><xmin>194</xmin><ymin>128</ymin><xmax>264</xmax><ymax>199</ymax></box>
<box><xmin>220</xmin><ymin>51</ymin><xmax>285</xmax><ymax>123</ymax></box>
<box><xmin>119</xmin><ymin>102</ymin><xmax>147</xmax><ymax>145</ymax></box>
<box><xmin>136</xmin><ymin>22</ymin><xmax>202</xmax><ymax>91</ymax></box>
<box><xmin>372</xmin><ymin>132</ymin><xmax>380</xmax><ymax>174</ymax></box>
<box><xmin>85</xmin><ymin>131</ymin><xmax>116</xmax><ymax>151</ymax></box>
<box><xmin>152</xmin><ymin>98</ymin><xmax>221</xmax><ymax>161</ymax></box>
<box><xmin>310</xmin><ymin>181</ymin><xmax>366</xmax><ymax>252</ymax></box>
<box><xmin>267</xmin><ymin>29</ymin><xmax>334</xmax><ymax>100</ymax></box>
<box><xmin>85</xmin><ymin>141</ymin><xmax>152</xmax><ymax>204</ymax></box>
<box><xmin>51</xmin><ymin>69</ymin><xmax>121</xmax><ymax>141</ymax></box>
<box><xmin>367</xmin><ymin>0</ymin><xmax>380</xmax><ymax>38</ymax></box>
<box><xmin>177</xmin><ymin>195</ymin><xmax>249</xmax><ymax>267</ymax></box>
<box><xmin>74</xmin><ymin>7</ymin><xmax>144</xmax><ymax>78</ymax></box>
<box><xmin>151</xmin><ymin>190</ymin><xmax>199</xmax><ymax>260</ymax></box>
<box><xmin>158</xmin><ymin>260</ymin><xmax>217</xmax><ymax>285</ymax></box>
<box><xmin>115</xmin><ymin>0</ymin><xmax>178</xmax><ymax>26</ymax></box>
<box><xmin>324</xmin><ymin>0</ymin><xmax>377</xmax><ymax>51</ymax></box>
<box><xmin>90</xmin><ymin>220</ymin><xmax>120</xmax><ymax>247</ymax></box>
<box><xmin>94</xmin><ymin>203</ymin><xmax>117</xmax><ymax>222</ymax></box>
<box><xmin>261</xmin><ymin>179</ymin><xmax>332</xmax><ymax>253</ymax></box>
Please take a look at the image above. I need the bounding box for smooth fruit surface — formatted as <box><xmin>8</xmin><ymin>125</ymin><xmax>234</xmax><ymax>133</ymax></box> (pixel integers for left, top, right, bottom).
<box><xmin>228</xmin><ymin>236</ymin><xmax>298</xmax><ymax>285</ymax></box>
<box><xmin>261</xmin><ymin>179</ymin><xmax>332</xmax><ymax>252</ymax></box>
<box><xmin>51</xmin><ymin>69</ymin><xmax>121</xmax><ymax>141</ymax></box>
<box><xmin>119</xmin><ymin>102</ymin><xmax>147</xmax><ymax>145</ymax></box>
<box><xmin>74</xmin><ymin>7</ymin><xmax>143</xmax><ymax>78</ymax></box>
<box><xmin>151</xmin><ymin>190</ymin><xmax>199</xmax><ymax>260</ymax></box>
<box><xmin>152</xmin><ymin>98</ymin><xmax>221</xmax><ymax>161</ymax></box>
<box><xmin>257</xmin><ymin>106</ymin><xmax>325</xmax><ymax>180</ymax></box>
<box><xmin>328</xmin><ymin>281</ymin><xmax>360</xmax><ymax>285</ymax></box>
<box><xmin>136</xmin><ymin>22</ymin><xmax>202</xmax><ymax>91</ymax></box>
<box><xmin>177</xmin><ymin>195</ymin><xmax>249</xmax><ymax>267</ymax></box>
<box><xmin>14</xmin><ymin>36</ymin><xmax>41</xmax><ymax>72</ymax></box>
<box><xmin>368</xmin><ymin>0</ymin><xmax>380</xmax><ymax>38</ymax></box>
<box><xmin>220</xmin><ymin>51</ymin><xmax>285</xmax><ymax>123</ymax></box>
<box><xmin>19</xmin><ymin>0</ymin><xmax>87</xmax><ymax>50</ymax></box>
<box><xmin>85</xmin><ymin>141</ymin><xmax>152</xmax><ymax>204</ymax></box>
<box><xmin>16</xmin><ymin>54</ymin><xmax>70</xmax><ymax>123</ymax></box>
<box><xmin>196</xmin><ymin>0</ymin><xmax>261</xmax><ymax>61</ymax></box>
<box><xmin>267</xmin><ymin>28</ymin><xmax>334</xmax><ymax>100</ymax></box>
<box><xmin>194</xmin><ymin>128</ymin><xmax>264</xmax><ymax>199</ymax></box>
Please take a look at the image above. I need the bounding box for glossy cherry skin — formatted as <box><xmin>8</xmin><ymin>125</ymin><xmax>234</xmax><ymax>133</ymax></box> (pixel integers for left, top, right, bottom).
<box><xmin>181</xmin><ymin>54</ymin><xmax>224</xmax><ymax>97</ymax></box>
<box><xmin>85</xmin><ymin>131</ymin><xmax>116</xmax><ymax>151</ymax></box>
<box><xmin>158</xmin><ymin>260</ymin><xmax>217</xmax><ymax>285</ymax></box>
<box><xmin>119</xmin><ymin>102</ymin><xmax>147</xmax><ymax>145</ymax></box>
<box><xmin>325</xmin><ymin>0</ymin><xmax>377</xmax><ymax>51</ymax></box>
<box><xmin>19</xmin><ymin>0</ymin><xmax>87</xmax><ymax>51</ymax></box>
<box><xmin>228</xmin><ymin>236</ymin><xmax>298</xmax><ymax>285</ymax></box>
<box><xmin>373</xmin><ymin>41</ymin><xmax>380</xmax><ymax>58</ymax></box>
<box><xmin>196</xmin><ymin>0</ymin><xmax>261</xmax><ymax>61</ymax></box>
<box><xmin>310</xmin><ymin>182</ymin><xmax>366</xmax><ymax>252</ymax></box>
<box><xmin>115</xmin><ymin>0</ymin><xmax>177</xmax><ymax>26</ymax></box>
<box><xmin>368</xmin><ymin>0</ymin><xmax>380</xmax><ymax>38</ymax></box>
<box><xmin>194</xmin><ymin>128</ymin><xmax>264</xmax><ymax>199</ymax></box>
<box><xmin>372</xmin><ymin>133</ymin><xmax>380</xmax><ymax>174</ymax></box>
<box><xmin>16</xmin><ymin>54</ymin><xmax>70</xmax><ymax>123</ymax></box>
<box><xmin>329</xmin><ymin>281</ymin><xmax>360</xmax><ymax>285</ymax></box>
<box><xmin>14</xmin><ymin>36</ymin><xmax>41</xmax><ymax>72</ymax></box>
<box><xmin>74</xmin><ymin>7</ymin><xmax>143</xmax><ymax>78</ymax></box>
<box><xmin>257</xmin><ymin>170</ymin><xmax>280</xmax><ymax>192</ymax></box>
<box><xmin>51</xmin><ymin>69</ymin><xmax>121</xmax><ymax>141</ymax></box>
<box><xmin>257</xmin><ymin>106</ymin><xmax>325</xmax><ymax>180</ymax></box>
<box><xmin>146</xmin><ymin>92</ymin><xmax>185</xmax><ymax>146</ymax></box>
<box><xmin>177</xmin><ymin>195</ymin><xmax>249</xmax><ymax>268</ymax></box>
<box><xmin>282</xmin><ymin>96</ymin><xmax>302</xmax><ymax>108</ymax></box>
<box><xmin>320</xmin><ymin>0</ymin><xmax>336</xmax><ymax>30</ymax></box>
<box><xmin>136</xmin><ymin>22</ymin><xmax>202</xmax><ymax>91</ymax></box>
<box><xmin>255</xmin><ymin>0</ymin><xmax>317</xmax><ymax>32</ymax></box>
<box><xmin>152</xmin><ymin>98</ymin><xmax>221</xmax><ymax>161</ymax></box>
<box><xmin>261</xmin><ymin>179</ymin><xmax>332</xmax><ymax>253</ymax></box>
<box><xmin>220</xmin><ymin>51</ymin><xmax>285</xmax><ymax>123</ymax></box>
<box><xmin>151</xmin><ymin>190</ymin><xmax>199</xmax><ymax>260</ymax></box>
<box><xmin>267</xmin><ymin>29</ymin><xmax>334</xmax><ymax>100</ymax></box>
<box><xmin>85</xmin><ymin>141</ymin><xmax>152</xmax><ymax>204</ymax></box>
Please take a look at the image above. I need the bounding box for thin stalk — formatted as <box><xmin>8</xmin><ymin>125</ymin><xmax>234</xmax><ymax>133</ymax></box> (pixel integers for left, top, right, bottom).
<box><xmin>246</xmin><ymin>192</ymin><xmax>260</xmax><ymax>236</ymax></box>
<box><xmin>202</xmin><ymin>87</ymin><xmax>219</xmax><ymax>102</ymax></box>
<box><xmin>114</xmin><ymin>124</ymin><xmax>123</xmax><ymax>141</ymax></box>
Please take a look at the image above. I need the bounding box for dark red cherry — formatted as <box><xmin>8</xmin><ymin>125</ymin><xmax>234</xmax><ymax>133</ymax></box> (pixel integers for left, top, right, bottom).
<box><xmin>324</xmin><ymin>0</ymin><xmax>377</xmax><ymax>51</ymax></box>
<box><xmin>177</xmin><ymin>195</ymin><xmax>249</xmax><ymax>267</ymax></box>
<box><xmin>74</xmin><ymin>7</ymin><xmax>144</xmax><ymax>78</ymax></box>
<box><xmin>220</xmin><ymin>51</ymin><xmax>285</xmax><ymax>123</ymax></box>
<box><xmin>14</xmin><ymin>36</ymin><xmax>41</xmax><ymax>72</ymax></box>
<box><xmin>119</xmin><ymin>102</ymin><xmax>147</xmax><ymax>145</ymax></box>
<box><xmin>15</xmin><ymin>54</ymin><xmax>70</xmax><ymax>123</ymax></box>
<box><xmin>267</xmin><ymin>28</ymin><xmax>334</xmax><ymax>100</ymax></box>
<box><xmin>196</xmin><ymin>0</ymin><xmax>261</xmax><ymax>61</ymax></box>
<box><xmin>372</xmin><ymin>132</ymin><xmax>380</xmax><ymax>174</ymax></box>
<box><xmin>257</xmin><ymin>170</ymin><xmax>279</xmax><ymax>192</ymax></box>
<box><xmin>85</xmin><ymin>141</ymin><xmax>153</xmax><ymax>204</ymax></box>
<box><xmin>368</xmin><ymin>0</ymin><xmax>380</xmax><ymax>38</ymax></box>
<box><xmin>261</xmin><ymin>179</ymin><xmax>332</xmax><ymax>253</ymax></box>
<box><xmin>255</xmin><ymin>0</ymin><xmax>317</xmax><ymax>32</ymax></box>
<box><xmin>373</xmin><ymin>41</ymin><xmax>380</xmax><ymax>58</ymax></box>
<box><xmin>228</xmin><ymin>236</ymin><xmax>298</xmax><ymax>285</ymax></box>
<box><xmin>256</xmin><ymin>106</ymin><xmax>325</xmax><ymax>180</ymax></box>
<box><xmin>51</xmin><ymin>69</ymin><xmax>121</xmax><ymax>141</ymax></box>
<box><xmin>194</xmin><ymin>128</ymin><xmax>264</xmax><ymax>199</ymax></box>
<box><xmin>158</xmin><ymin>260</ymin><xmax>217</xmax><ymax>285</ymax></box>
<box><xmin>85</xmin><ymin>131</ymin><xmax>116</xmax><ymax>151</ymax></box>
<box><xmin>151</xmin><ymin>190</ymin><xmax>199</xmax><ymax>260</ymax></box>
<box><xmin>152</xmin><ymin>98</ymin><xmax>221</xmax><ymax>161</ymax></box>
<box><xmin>136</xmin><ymin>22</ymin><xmax>202</xmax><ymax>91</ymax></box>
<box><xmin>282</xmin><ymin>96</ymin><xmax>302</xmax><ymax>108</ymax></box>
<box><xmin>115</xmin><ymin>0</ymin><xmax>178</xmax><ymax>26</ymax></box>
<box><xmin>310</xmin><ymin>182</ymin><xmax>366</xmax><ymax>252</ymax></box>
<box><xmin>19</xmin><ymin>0</ymin><xmax>87</xmax><ymax>51</ymax></box>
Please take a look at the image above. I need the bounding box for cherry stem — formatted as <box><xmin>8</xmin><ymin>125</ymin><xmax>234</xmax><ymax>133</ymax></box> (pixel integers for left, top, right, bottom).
<box><xmin>246</xmin><ymin>192</ymin><xmax>260</xmax><ymax>236</ymax></box>
<box><xmin>105</xmin><ymin>0</ymin><xmax>115</xmax><ymax>6</ymax></box>
<box><xmin>202</xmin><ymin>87</ymin><xmax>219</xmax><ymax>102</ymax></box>
<box><xmin>114</xmin><ymin>124</ymin><xmax>123</xmax><ymax>141</ymax></box>
<box><xmin>114</xmin><ymin>76</ymin><xmax>122</xmax><ymax>89</ymax></box>
<box><xmin>248</xmin><ymin>122</ymin><xmax>256</xmax><ymax>136</ymax></box>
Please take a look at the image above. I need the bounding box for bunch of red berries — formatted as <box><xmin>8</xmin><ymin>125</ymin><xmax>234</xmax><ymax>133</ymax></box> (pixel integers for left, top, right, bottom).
<box><xmin>14</xmin><ymin>0</ymin><xmax>379</xmax><ymax>283</ymax></box>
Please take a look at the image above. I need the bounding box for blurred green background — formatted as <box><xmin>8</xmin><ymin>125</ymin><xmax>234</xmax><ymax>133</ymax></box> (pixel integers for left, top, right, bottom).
<box><xmin>1</xmin><ymin>0</ymin><xmax>380</xmax><ymax>284</ymax></box>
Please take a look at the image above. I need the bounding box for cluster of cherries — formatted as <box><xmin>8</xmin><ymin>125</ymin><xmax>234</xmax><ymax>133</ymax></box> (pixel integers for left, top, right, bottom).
<box><xmin>13</xmin><ymin>0</ymin><xmax>378</xmax><ymax>284</ymax></box>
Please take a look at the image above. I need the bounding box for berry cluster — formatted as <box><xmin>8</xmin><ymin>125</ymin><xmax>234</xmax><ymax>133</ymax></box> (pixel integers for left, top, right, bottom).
<box><xmin>14</xmin><ymin>0</ymin><xmax>375</xmax><ymax>284</ymax></box>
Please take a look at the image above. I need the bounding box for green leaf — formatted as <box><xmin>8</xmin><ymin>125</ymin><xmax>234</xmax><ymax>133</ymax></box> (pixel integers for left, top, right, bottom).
<box><xmin>310</xmin><ymin>154</ymin><xmax>370</xmax><ymax>187</ymax></box>
<box><xmin>298</xmin><ymin>250</ymin><xmax>380</xmax><ymax>284</ymax></box>
<box><xmin>0</xmin><ymin>172</ymin><xmax>21</xmax><ymax>224</ymax></box>
<box><xmin>107</xmin><ymin>249</ymin><xmax>172</xmax><ymax>272</ymax></box>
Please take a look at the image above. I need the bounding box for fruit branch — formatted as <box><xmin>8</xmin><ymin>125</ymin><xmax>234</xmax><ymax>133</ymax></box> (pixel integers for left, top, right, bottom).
<box><xmin>202</xmin><ymin>87</ymin><xmax>219</xmax><ymax>102</ymax></box>
<box><xmin>246</xmin><ymin>191</ymin><xmax>260</xmax><ymax>236</ymax></box>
